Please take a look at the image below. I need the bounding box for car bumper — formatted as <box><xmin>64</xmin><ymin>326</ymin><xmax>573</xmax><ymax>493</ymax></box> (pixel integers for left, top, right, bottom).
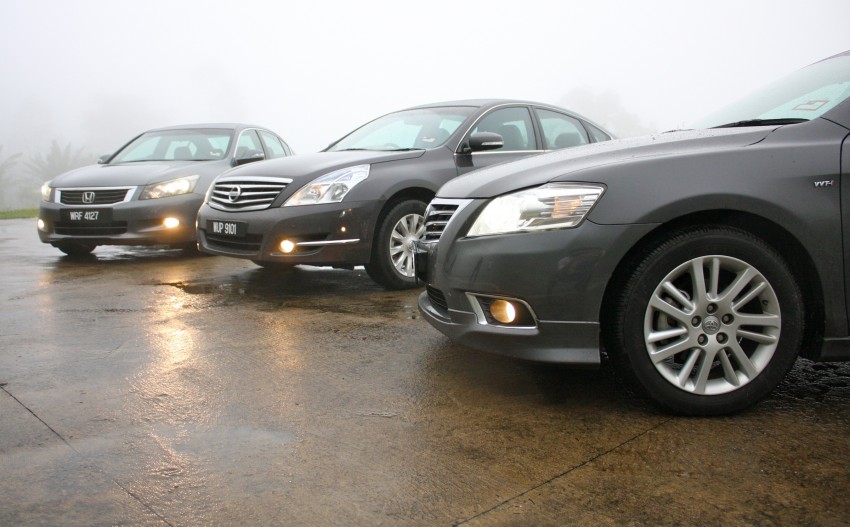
<box><xmin>37</xmin><ymin>194</ymin><xmax>202</xmax><ymax>246</ymax></box>
<box><xmin>196</xmin><ymin>200</ymin><xmax>378</xmax><ymax>266</ymax></box>
<box><xmin>415</xmin><ymin>208</ymin><xmax>656</xmax><ymax>365</ymax></box>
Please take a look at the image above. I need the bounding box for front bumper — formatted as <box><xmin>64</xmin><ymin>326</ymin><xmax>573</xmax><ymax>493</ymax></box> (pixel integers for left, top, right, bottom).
<box><xmin>197</xmin><ymin>200</ymin><xmax>379</xmax><ymax>266</ymax></box>
<box><xmin>38</xmin><ymin>194</ymin><xmax>202</xmax><ymax>246</ymax></box>
<box><xmin>415</xmin><ymin>200</ymin><xmax>657</xmax><ymax>365</ymax></box>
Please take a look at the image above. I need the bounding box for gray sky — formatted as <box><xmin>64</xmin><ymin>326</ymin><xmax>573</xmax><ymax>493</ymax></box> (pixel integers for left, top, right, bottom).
<box><xmin>1</xmin><ymin>0</ymin><xmax>848</xmax><ymax>156</ymax></box>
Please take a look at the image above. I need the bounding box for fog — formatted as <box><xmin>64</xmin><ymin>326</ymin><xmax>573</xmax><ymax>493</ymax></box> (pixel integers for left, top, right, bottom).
<box><xmin>0</xmin><ymin>0</ymin><xmax>847</xmax><ymax>208</ymax></box>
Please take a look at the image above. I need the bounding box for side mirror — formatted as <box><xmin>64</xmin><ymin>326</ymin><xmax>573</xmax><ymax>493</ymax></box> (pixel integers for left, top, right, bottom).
<box><xmin>97</xmin><ymin>154</ymin><xmax>111</xmax><ymax>164</ymax></box>
<box><xmin>468</xmin><ymin>132</ymin><xmax>504</xmax><ymax>152</ymax></box>
<box><xmin>232</xmin><ymin>149</ymin><xmax>265</xmax><ymax>166</ymax></box>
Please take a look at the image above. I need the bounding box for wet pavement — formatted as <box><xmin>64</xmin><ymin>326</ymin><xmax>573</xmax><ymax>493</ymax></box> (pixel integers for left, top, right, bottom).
<box><xmin>1</xmin><ymin>217</ymin><xmax>849</xmax><ymax>526</ymax></box>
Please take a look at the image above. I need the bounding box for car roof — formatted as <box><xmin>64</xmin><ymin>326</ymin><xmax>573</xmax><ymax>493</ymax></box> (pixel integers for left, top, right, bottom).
<box><xmin>145</xmin><ymin>123</ymin><xmax>266</xmax><ymax>133</ymax></box>
<box><xmin>406</xmin><ymin>99</ymin><xmax>554</xmax><ymax>111</ymax></box>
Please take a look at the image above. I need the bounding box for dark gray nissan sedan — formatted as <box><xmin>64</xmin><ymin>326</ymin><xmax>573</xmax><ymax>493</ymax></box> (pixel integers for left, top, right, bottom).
<box><xmin>416</xmin><ymin>51</ymin><xmax>850</xmax><ymax>415</ymax></box>
<box><xmin>38</xmin><ymin>124</ymin><xmax>291</xmax><ymax>255</ymax></box>
<box><xmin>196</xmin><ymin>100</ymin><xmax>611</xmax><ymax>289</ymax></box>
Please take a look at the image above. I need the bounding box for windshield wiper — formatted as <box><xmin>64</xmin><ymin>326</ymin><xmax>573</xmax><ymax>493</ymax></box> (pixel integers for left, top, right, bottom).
<box><xmin>712</xmin><ymin>118</ymin><xmax>809</xmax><ymax>129</ymax></box>
<box><xmin>336</xmin><ymin>148</ymin><xmax>369</xmax><ymax>151</ymax></box>
<box><xmin>385</xmin><ymin>148</ymin><xmax>424</xmax><ymax>152</ymax></box>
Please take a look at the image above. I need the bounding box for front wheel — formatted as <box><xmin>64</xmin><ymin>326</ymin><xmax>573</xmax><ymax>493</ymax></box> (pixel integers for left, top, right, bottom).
<box><xmin>605</xmin><ymin>226</ymin><xmax>803</xmax><ymax>415</ymax></box>
<box><xmin>365</xmin><ymin>199</ymin><xmax>426</xmax><ymax>290</ymax></box>
<box><xmin>56</xmin><ymin>242</ymin><xmax>96</xmax><ymax>257</ymax></box>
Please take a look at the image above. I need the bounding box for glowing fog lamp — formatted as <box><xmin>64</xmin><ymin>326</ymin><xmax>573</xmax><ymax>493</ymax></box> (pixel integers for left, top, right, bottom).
<box><xmin>37</xmin><ymin>218</ymin><xmax>46</xmax><ymax>231</ymax></box>
<box><xmin>490</xmin><ymin>299</ymin><xmax>517</xmax><ymax>324</ymax></box>
<box><xmin>163</xmin><ymin>217</ymin><xmax>180</xmax><ymax>229</ymax></box>
<box><xmin>280</xmin><ymin>239</ymin><xmax>296</xmax><ymax>253</ymax></box>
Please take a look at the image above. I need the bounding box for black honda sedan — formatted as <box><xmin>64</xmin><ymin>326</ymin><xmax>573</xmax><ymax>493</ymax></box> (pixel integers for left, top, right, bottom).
<box><xmin>416</xmin><ymin>51</ymin><xmax>850</xmax><ymax>415</ymax></box>
<box><xmin>196</xmin><ymin>100</ymin><xmax>612</xmax><ymax>289</ymax></box>
<box><xmin>38</xmin><ymin>124</ymin><xmax>292</xmax><ymax>255</ymax></box>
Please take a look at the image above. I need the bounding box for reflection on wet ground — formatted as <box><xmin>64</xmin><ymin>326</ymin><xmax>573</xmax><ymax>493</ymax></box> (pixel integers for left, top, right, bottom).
<box><xmin>1</xmin><ymin>219</ymin><xmax>849</xmax><ymax>526</ymax></box>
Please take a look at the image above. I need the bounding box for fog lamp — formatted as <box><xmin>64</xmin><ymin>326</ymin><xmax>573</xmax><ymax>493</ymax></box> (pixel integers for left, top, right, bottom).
<box><xmin>280</xmin><ymin>239</ymin><xmax>296</xmax><ymax>253</ymax></box>
<box><xmin>490</xmin><ymin>299</ymin><xmax>517</xmax><ymax>324</ymax></box>
<box><xmin>163</xmin><ymin>217</ymin><xmax>180</xmax><ymax>229</ymax></box>
<box><xmin>37</xmin><ymin>218</ymin><xmax>46</xmax><ymax>231</ymax></box>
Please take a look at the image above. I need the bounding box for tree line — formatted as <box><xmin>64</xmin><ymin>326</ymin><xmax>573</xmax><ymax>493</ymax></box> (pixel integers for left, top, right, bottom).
<box><xmin>0</xmin><ymin>142</ymin><xmax>94</xmax><ymax>210</ymax></box>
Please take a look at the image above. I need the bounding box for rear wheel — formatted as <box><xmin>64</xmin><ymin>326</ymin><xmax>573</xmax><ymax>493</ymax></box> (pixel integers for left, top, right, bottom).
<box><xmin>56</xmin><ymin>242</ymin><xmax>96</xmax><ymax>256</ymax></box>
<box><xmin>605</xmin><ymin>226</ymin><xmax>803</xmax><ymax>415</ymax></box>
<box><xmin>365</xmin><ymin>199</ymin><xmax>426</xmax><ymax>290</ymax></box>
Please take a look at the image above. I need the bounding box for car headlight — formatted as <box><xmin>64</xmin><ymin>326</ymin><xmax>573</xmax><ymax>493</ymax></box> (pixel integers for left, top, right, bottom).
<box><xmin>467</xmin><ymin>183</ymin><xmax>605</xmax><ymax>237</ymax></box>
<box><xmin>284</xmin><ymin>165</ymin><xmax>370</xmax><ymax>206</ymax></box>
<box><xmin>140</xmin><ymin>175</ymin><xmax>200</xmax><ymax>200</ymax></box>
<box><xmin>41</xmin><ymin>182</ymin><xmax>52</xmax><ymax>202</ymax></box>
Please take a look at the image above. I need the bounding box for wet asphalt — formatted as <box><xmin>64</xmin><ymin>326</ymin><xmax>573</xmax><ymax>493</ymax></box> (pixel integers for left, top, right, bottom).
<box><xmin>1</xmin><ymin>218</ymin><xmax>849</xmax><ymax>526</ymax></box>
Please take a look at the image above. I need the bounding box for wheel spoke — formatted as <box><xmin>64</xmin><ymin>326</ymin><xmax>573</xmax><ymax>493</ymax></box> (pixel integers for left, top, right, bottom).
<box><xmin>720</xmin><ymin>267</ymin><xmax>756</xmax><ymax>304</ymax></box>
<box><xmin>732</xmin><ymin>280</ymin><xmax>766</xmax><ymax>311</ymax></box>
<box><xmin>735</xmin><ymin>313</ymin><xmax>780</xmax><ymax>328</ymax></box>
<box><xmin>727</xmin><ymin>341</ymin><xmax>759</xmax><ymax>379</ymax></box>
<box><xmin>649</xmin><ymin>339</ymin><xmax>693</xmax><ymax>364</ymax></box>
<box><xmin>649</xmin><ymin>295</ymin><xmax>692</xmax><ymax>326</ymax></box>
<box><xmin>718</xmin><ymin>350</ymin><xmax>740</xmax><ymax>387</ymax></box>
<box><xmin>661</xmin><ymin>281</ymin><xmax>695</xmax><ymax>311</ymax></box>
<box><xmin>709</xmin><ymin>257</ymin><xmax>721</xmax><ymax>299</ymax></box>
<box><xmin>690</xmin><ymin>258</ymin><xmax>708</xmax><ymax>303</ymax></box>
<box><xmin>647</xmin><ymin>326</ymin><xmax>688</xmax><ymax>344</ymax></box>
<box><xmin>676</xmin><ymin>348</ymin><xmax>702</xmax><ymax>387</ymax></box>
<box><xmin>737</xmin><ymin>328</ymin><xmax>777</xmax><ymax>345</ymax></box>
<box><xmin>692</xmin><ymin>349</ymin><xmax>716</xmax><ymax>394</ymax></box>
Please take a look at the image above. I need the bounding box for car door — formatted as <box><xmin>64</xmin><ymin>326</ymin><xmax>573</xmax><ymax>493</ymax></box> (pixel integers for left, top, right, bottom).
<box><xmin>455</xmin><ymin>105</ymin><xmax>543</xmax><ymax>175</ymax></box>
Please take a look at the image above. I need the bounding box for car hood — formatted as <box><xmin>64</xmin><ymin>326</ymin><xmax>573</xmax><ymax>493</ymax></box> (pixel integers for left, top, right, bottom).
<box><xmin>437</xmin><ymin>127</ymin><xmax>775</xmax><ymax>198</ymax></box>
<box><xmin>49</xmin><ymin>160</ymin><xmax>228</xmax><ymax>188</ymax></box>
<box><xmin>215</xmin><ymin>149</ymin><xmax>426</xmax><ymax>183</ymax></box>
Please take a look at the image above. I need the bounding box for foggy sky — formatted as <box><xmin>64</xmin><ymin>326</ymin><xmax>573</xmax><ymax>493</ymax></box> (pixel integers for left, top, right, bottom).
<box><xmin>1</xmin><ymin>0</ymin><xmax>848</xmax><ymax>157</ymax></box>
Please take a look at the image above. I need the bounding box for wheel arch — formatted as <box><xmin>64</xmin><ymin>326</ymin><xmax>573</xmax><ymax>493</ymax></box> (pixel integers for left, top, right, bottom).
<box><xmin>372</xmin><ymin>186</ymin><xmax>435</xmax><ymax>237</ymax></box>
<box><xmin>600</xmin><ymin>209</ymin><xmax>824</xmax><ymax>359</ymax></box>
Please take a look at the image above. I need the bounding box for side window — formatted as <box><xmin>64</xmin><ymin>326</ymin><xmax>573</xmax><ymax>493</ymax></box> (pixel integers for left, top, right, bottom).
<box><xmin>536</xmin><ymin>109</ymin><xmax>589</xmax><ymax>150</ymax></box>
<box><xmin>236</xmin><ymin>130</ymin><xmax>263</xmax><ymax>159</ymax></box>
<box><xmin>586</xmin><ymin>123</ymin><xmax>612</xmax><ymax>142</ymax></box>
<box><xmin>259</xmin><ymin>131</ymin><xmax>287</xmax><ymax>159</ymax></box>
<box><xmin>468</xmin><ymin>107</ymin><xmax>537</xmax><ymax>151</ymax></box>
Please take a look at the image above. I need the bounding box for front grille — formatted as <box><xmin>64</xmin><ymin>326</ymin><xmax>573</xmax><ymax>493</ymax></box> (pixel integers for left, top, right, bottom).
<box><xmin>54</xmin><ymin>221</ymin><xmax>128</xmax><ymax>236</ymax></box>
<box><xmin>209</xmin><ymin>176</ymin><xmax>292</xmax><ymax>212</ymax></box>
<box><xmin>204</xmin><ymin>232</ymin><xmax>264</xmax><ymax>254</ymax></box>
<box><xmin>423</xmin><ymin>203</ymin><xmax>460</xmax><ymax>241</ymax></box>
<box><xmin>426</xmin><ymin>285</ymin><xmax>448</xmax><ymax>314</ymax></box>
<box><xmin>59</xmin><ymin>188</ymin><xmax>132</xmax><ymax>205</ymax></box>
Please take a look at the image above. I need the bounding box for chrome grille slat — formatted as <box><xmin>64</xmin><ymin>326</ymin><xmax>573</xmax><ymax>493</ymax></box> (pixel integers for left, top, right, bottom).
<box><xmin>208</xmin><ymin>176</ymin><xmax>292</xmax><ymax>212</ymax></box>
<box><xmin>423</xmin><ymin>199</ymin><xmax>470</xmax><ymax>241</ymax></box>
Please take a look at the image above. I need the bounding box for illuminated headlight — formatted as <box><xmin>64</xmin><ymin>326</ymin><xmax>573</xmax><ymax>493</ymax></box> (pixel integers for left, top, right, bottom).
<box><xmin>41</xmin><ymin>182</ymin><xmax>52</xmax><ymax>202</ymax></box>
<box><xmin>140</xmin><ymin>175</ymin><xmax>200</xmax><ymax>200</ymax></box>
<box><xmin>284</xmin><ymin>165</ymin><xmax>370</xmax><ymax>206</ymax></box>
<box><xmin>467</xmin><ymin>183</ymin><xmax>605</xmax><ymax>237</ymax></box>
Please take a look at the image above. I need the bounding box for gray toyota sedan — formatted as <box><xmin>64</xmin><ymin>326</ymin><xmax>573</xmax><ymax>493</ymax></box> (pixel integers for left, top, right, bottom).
<box><xmin>416</xmin><ymin>51</ymin><xmax>850</xmax><ymax>415</ymax></box>
<box><xmin>197</xmin><ymin>100</ymin><xmax>611</xmax><ymax>289</ymax></box>
<box><xmin>38</xmin><ymin>124</ymin><xmax>292</xmax><ymax>255</ymax></box>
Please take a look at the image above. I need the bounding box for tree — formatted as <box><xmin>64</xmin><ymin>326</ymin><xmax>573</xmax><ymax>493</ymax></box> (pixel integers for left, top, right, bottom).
<box><xmin>25</xmin><ymin>141</ymin><xmax>94</xmax><ymax>182</ymax></box>
<box><xmin>0</xmin><ymin>146</ymin><xmax>24</xmax><ymax>210</ymax></box>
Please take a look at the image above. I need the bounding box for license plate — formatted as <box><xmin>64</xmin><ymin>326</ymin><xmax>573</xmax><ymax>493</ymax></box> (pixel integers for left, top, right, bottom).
<box><xmin>61</xmin><ymin>209</ymin><xmax>111</xmax><ymax>222</ymax></box>
<box><xmin>207</xmin><ymin>219</ymin><xmax>247</xmax><ymax>238</ymax></box>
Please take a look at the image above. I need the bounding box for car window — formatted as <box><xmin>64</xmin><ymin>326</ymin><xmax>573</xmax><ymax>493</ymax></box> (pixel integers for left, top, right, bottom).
<box><xmin>536</xmin><ymin>109</ymin><xmax>589</xmax><ymax>150</ymax></box>
<box><xmin>236</xmin><ymin>130</ymin><xmax>263</xmax><ymax>159</ymax></box>
<box><xmin>468</xmin><ymin>107</ymin><xmax>537</xmax><ymax>151</ymax></box>
<box><xmin>327</xmin><ymin>107</ymin><xmax>475</xmax><ymax>152</ymax></box>
<box><xmin>111</xmin><ymin>129</ymin><xmax>233</xmax><ymax>162</ymax></box>
<box><xmin>259</xmin><ymin>130</ymin><xmax>287</xmax><ymax>159</ymax></box>
<box><xmin>585</xmin><ymin>123</ymin><xmax>612</xmax><ymax>142</ymax></box>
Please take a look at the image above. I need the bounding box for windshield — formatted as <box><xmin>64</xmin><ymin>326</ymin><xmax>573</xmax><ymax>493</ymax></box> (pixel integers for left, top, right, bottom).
<box><xmin>111</xmin><ymin>129</ymin><xmax>234</xmax><ymax>163</ymax></box>
<box><xmin>693</xmin><ymin>53</ymin><xmax>850</xmax><ymax>129</ymax></box>
<box><xmin>326</xmin><ymin>107</ymin><xmax>476</xmax><ymax>152</ymax></box>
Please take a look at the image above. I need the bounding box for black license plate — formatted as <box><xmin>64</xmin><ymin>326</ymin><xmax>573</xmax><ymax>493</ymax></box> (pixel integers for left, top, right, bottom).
<box><xmin>207</xmin><ymin>219</ymin><xmax>247</xmax><ymax>238</ymax></box>
<box><xmin>61</xmin><ymin>209</ymin><xmax>111</xmax><ymax>222</ymax></box>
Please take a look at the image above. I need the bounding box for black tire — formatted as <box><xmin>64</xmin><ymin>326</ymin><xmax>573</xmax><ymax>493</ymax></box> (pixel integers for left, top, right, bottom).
<box><xmin>604</xmin><ymin>226</ymin><xmax>803</xmax><ymax>415</ymax></box>
<box><xmin>56</xmin><ymin>242</ymin><xmax>96</xmax><ymax>256</ymax></box>
<box><xmin>364</xmin><ymin>199</ymin><xmax>426</xmax><ymax>290</ymax></box>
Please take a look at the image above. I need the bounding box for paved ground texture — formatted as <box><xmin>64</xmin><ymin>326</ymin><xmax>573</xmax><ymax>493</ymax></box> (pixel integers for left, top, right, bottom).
<box><xmin>1</xmin><ymin>218</ymin><xmax>849</xmax><ymax>526</ymax></box>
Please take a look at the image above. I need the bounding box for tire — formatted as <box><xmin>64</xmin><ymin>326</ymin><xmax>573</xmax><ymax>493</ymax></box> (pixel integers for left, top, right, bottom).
<box><xmin>605</xmin><ymin>226</ymin><xmax>803</xmax><ymax>415</ymax></box>
<box><xmin>364</xmin><ymin>199</ymin><xmax>426</xmax><ymax>290</ymax></box>
<box><xmin>56</xmin><ymin>242</ymin><xmax>96</xmax><ymax>256</ymax></box>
